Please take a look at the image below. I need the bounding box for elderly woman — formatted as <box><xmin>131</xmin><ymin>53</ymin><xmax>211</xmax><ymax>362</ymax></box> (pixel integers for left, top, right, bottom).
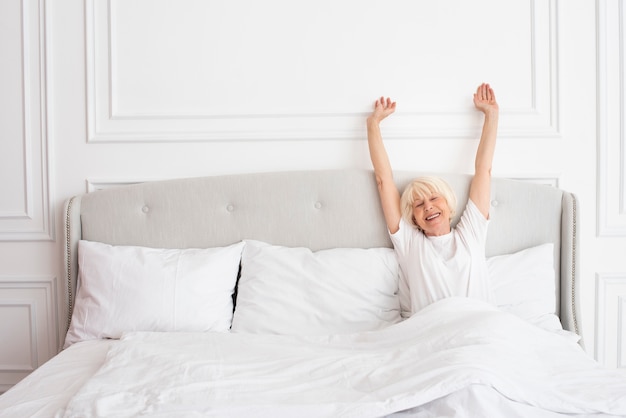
<box><xmin>366</xmin><ymin>83</ymin><xmax>499</xmax><ymax>315</ymax></box>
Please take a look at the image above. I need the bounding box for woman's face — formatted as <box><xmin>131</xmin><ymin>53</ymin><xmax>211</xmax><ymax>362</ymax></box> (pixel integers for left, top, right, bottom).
<box><xmin>412</xmin><ymin>192</ymin><xmax>452</xmax><ymax>237</ymax></box>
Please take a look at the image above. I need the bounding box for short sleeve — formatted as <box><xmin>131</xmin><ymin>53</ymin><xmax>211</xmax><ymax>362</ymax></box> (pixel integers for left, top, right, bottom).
<box><xmin>456</xmin><ymin>199</ymin><xmax>490</xmax><ymax>249</ymax></box>
<box><xmin>390</xmin><ymin>218</ymin><xmax>420</xmax><ymax>257</ymax></box>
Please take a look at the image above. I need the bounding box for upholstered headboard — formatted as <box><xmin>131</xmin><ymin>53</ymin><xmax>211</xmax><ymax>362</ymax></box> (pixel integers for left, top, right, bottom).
<box><xmin>63</xmin><ymin>169</ymin><xmax>579</xmax><ymax>336</ymax></box>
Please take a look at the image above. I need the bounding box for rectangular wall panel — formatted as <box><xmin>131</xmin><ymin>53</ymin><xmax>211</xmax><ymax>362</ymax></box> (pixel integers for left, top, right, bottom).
<box><xmin>86</xmin><ymin>0</ymin><xmax>560</xmax><ymax>142</ymax></box>
<box><xmin>597</xmin><ymin>0</ymin><xmax>626</xmax><ymax>236</ymax></box>
<box><xmin>0</xmin><ymin>0</ymin><xmax>52</xmax><ymax>241</ymax></box>
<box><xmin>595</xmin><ymin>274</ymin><xmax>626</xmax><ymax>368</ymax></box>
<box><xmin>0</xmin><ymin>276</ymin><xmax>58</xmax><ymax>392</ymax></box>
<box><xmin>86</xmin><ymin>175</ymin><xmax>560</xmax><ymax>193</ymax></box>
<box><xmin>86</xmin><ymin>178</ymin><xmax>159</xmax><ymax>193</ymax></box>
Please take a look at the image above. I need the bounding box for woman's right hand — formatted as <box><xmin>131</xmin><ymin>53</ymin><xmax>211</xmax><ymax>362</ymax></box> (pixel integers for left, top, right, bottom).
<box><xmin>367</xmin><ymin>97</ymin><xmax>396</xmax><ymax>125</ymax></box>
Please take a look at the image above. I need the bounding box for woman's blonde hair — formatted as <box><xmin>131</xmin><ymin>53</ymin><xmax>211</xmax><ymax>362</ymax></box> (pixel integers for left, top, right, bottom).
<box><xmin>400</xmin><ymin>176</ymin><xmax>457</xmax><ymax>229</ymax></box>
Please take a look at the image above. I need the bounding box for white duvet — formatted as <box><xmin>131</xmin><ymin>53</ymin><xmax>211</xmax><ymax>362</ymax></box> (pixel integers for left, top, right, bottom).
<box><xmin>62</xmin><ymin>298</ymin><xmax>626</xmax><ymax>418</ymax></box>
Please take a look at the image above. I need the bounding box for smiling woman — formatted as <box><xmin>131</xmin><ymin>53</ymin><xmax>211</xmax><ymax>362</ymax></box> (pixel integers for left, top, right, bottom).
<box><xmin>366</xmin><ymin>83</ymin><xmax>499</xmax><ymax>316</ymax></box>
<box><xmin>414</xmin><ymin>193</ymin><xmax>451</xmax><ymax>236</ymax></box>
<box><xmin>400</xmin><ymin>176</ymin><xmax>457</xmax><ymax>237</ymax></box>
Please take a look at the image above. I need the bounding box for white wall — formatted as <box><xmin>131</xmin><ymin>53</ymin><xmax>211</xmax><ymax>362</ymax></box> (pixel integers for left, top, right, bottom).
<box><xmin>0</xmin><ymin>0</ymin><xmax>623</xmax><ymax>391</ymax></box>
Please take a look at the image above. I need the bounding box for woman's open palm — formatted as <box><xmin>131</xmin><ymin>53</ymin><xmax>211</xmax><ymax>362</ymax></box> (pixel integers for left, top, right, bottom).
<box><xmin>473</xmin><ymin>83</ymin><xmax>498</xmax><ymax>114</ymax></box>
<box><xmin>370</xmin><ymin>97</ymin><xmax>397</xmax><ymax>123</ymax></box>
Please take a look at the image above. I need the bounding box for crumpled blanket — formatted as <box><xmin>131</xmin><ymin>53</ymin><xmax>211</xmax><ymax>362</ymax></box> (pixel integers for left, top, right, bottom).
<box><xmin>63</xmin><ymin>298</ymin><xmax>626</xmax><ymax>418</ymax></box>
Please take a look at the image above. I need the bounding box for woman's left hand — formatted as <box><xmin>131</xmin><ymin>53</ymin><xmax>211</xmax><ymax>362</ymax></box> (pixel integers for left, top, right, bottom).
<box><xmin>473</xmin><ymin>83</ymin><xmax>499</xmax><ymax>115</ymax></box>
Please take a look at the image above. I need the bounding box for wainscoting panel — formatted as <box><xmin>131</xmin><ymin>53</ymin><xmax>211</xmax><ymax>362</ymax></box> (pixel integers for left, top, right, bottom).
<box><xmin>596</xmin><ymin>274</ymin><xmax>626</xmax><ymax>368</ymax></box>
<box><xmin>0</xmin><ymin>0</ymin><xmax>52</xmax><ymax>241</ymax></box>
<box><xmin>85</xmin><ymin>174</ymin><xmax>560</xmax><ymax>194</ymax></box>
<box><xmin>0</xmin><ymin>276</ymin><xmax>58</xmax><ymax>392</ymax></box>
<box><xmin>86</xmin><ymin>178</ymin><xmax>161</xmax><ymax>193</ymax></box>
<box><xmin>86</xmin><ymin>0</ymin><xmax>559</xmax><ymax>142</ymax></box>
<box><xmin>597</xmin><ymin>0</ymin><xmax>626</xmax><ymax>237</ymax></box>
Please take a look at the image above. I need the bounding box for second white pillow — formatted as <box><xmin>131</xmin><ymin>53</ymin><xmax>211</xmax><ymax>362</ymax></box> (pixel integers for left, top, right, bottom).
<box><xmin>231</xmin><ymin>240</ymin><xmax>401</xmax><ymax>335</ymax></box>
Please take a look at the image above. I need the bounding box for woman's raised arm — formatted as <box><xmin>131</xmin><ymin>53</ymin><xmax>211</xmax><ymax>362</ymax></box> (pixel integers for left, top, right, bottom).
<box><xmin>469</xmin><ymin>83</ymin><xmax>499</xmax><ymax>219</ymax></box>
<box><xmin>367</xmin><ymin>97</ymin><xmax>402</xmax><ymax>234</ymax></box>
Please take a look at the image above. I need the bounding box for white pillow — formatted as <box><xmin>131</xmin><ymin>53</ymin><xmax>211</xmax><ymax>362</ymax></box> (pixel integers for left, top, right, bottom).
<box><xmin>64</xmin><ymin>240</ymin><xmax>245</xmax><ymax>348</ymax></box>
<box><xmin>231</xmin><ymin>240</ymin><xmax>401</xmax><ymax>335</ymax></box>
<box><xmin>487</xmin><ymin>243</ymin><xmax>562</xmax><ymax>331</ymax></box>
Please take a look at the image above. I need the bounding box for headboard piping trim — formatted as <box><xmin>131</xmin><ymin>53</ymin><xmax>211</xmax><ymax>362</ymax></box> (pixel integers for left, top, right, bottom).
<box><xmin>65</xmin><ymin>196</ymin><xmax>76</xmax><ymax>333</ymax></box>
<box><xmin>571</xmin><ymin>195</ymin><xmax>579</xmax><ymax>335</ymax></box>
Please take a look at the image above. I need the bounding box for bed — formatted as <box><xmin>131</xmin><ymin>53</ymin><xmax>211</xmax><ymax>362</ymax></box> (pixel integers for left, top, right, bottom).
<box><xmin>0</xmin><ymin>169</ymin><xmax>625</xmax><ymax>418</ymax></box>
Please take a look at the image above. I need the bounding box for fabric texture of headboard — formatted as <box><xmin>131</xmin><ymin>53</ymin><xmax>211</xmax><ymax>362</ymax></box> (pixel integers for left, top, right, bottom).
<box><xmin>63</xmin><ymin>169</ymin><xmax>579</xmax><ymax>337</ymax></box>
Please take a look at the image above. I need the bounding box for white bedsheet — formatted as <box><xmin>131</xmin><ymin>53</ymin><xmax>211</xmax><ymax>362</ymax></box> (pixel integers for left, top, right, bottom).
<box><xmin>0</xmin><ymin>340</ymin><xmax>115</xmax><ymax>418</ymax></box>
<box><xmin>61</xmin><ymin>298</ymin><xmax>626</xmax><ymax>418</ymax></box>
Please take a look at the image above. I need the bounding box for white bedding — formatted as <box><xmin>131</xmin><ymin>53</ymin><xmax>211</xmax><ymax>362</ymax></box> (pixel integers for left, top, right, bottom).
<box><xmin>57</xmin><ymin>298</ymin><xmax>625</xmax><ymax>418</ymax></box>
<box><xmin>0</xmin><ymin>340</ymin><xmax>115</xmax><ymax>418</ymax></box>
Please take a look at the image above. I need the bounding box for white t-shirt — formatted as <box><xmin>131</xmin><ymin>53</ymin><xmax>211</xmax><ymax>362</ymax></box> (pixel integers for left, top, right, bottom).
<box><xmin>390</xmin><ymin>199</ymin><xmax>494</xmax><ymax>315</ymax></box>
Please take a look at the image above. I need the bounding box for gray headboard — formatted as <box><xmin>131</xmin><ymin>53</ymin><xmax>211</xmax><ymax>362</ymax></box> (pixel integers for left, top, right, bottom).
<box><xmin>63</xmin><ymin>169</ymin><xmax>579</xmax><ymax>336</ymax></box>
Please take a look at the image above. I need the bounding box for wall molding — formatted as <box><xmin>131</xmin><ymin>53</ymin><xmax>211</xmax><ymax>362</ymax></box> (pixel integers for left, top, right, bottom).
<box><xmin>505</xmin><ymin>175</ymin><xmax>560</xmax><ymax>188</ymax></box>
<box><xmin>86</xmin><ymin>0</ymin><xmax>560</xmax><ymax>142</ymax></box>
<box><xmin>86</xmin><ymin>177</ymin><xmax>157</xmax><ymax>192</ymax></box>
<box><xmin>597</xmin><ymin>0</ymin><xmax>626</xmax><ymax>237</ymax></box>
<box><xmin>0</xmin><ymin>276</ymin><xmax>58</xmax><ymax>389</ymax></box>
<box><xmin>86</xmin><ymin>174</ymin><xmax>561</xmax><ymax>193</ymax></box>
<box><xmin>0</xmin><ymin>301</ymin><xmax>38</xmax><ymax>371</ymax></box>
<box><xmin>0</xmin><ymin>0</ymin><xmax>53</xmax><ymax>241</ymax></box>
<box><xmin>595</xmin><ymin>273</ymin><xmax>626</xmax><ymax>368</ymax></box>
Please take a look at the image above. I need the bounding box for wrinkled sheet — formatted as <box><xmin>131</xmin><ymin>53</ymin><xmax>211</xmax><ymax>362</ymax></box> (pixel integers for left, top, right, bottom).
<box><xmin>63</xmin><ymin>298</ymin><xmax>626</xmax><ymax>418</ymax></box>
<box><xmin>0</xmin><ymin>340</ymin><xmax>116</xmax><ymax>418</ymax></box>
